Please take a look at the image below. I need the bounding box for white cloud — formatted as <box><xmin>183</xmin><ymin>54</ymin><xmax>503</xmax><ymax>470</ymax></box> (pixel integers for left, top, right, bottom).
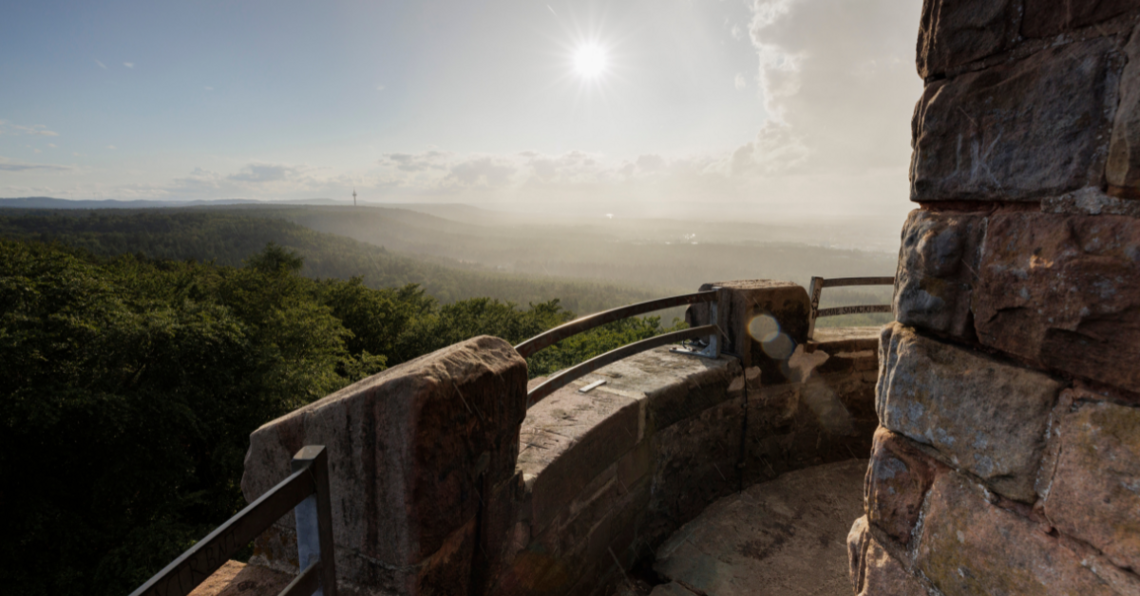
<box><xmin>95</xmin><ymin>59</ymin><xmax>107</xmax><ymax>69</ymax></box>
<box><xmin>205</xmin><ymin>86</ymin><xmax>214</xmax><ymax>91</ymax></box>
<box><xmin>734</xmin><ymin>73</ymin><xmax>747</xmax><ymax>89</ymax></box>
<box><xmin>376</xmin><ymin>84</ymin><xmax>385</xmax><ymax>91</ymax></box>
<box><xmin>107</xmin><ymin>145</ymin><xmax>116</xmax><ymax>149</ymax></box>
<box><xmin>0</xmin><ymin>122</ymin><xmax>60</xmax><ymax>137</ymax></box>
<box><xmin>48</xmin><ymin>143</ymin><xmax>57</xmax><ymax>148</ymax></box>
<box><xmin>123</xmin><ymin>62</ymin><xmax>134</xmax><ymax>69</ymax></box>
<box><xmin>0</xmin><ymin>157</ymin><xmax>73</xmax><ymax>172</ymax></box>
<box><xmin>227</xmin><ymin>163</ymin><xmax>303</xmax><ymax>183</ymax></box>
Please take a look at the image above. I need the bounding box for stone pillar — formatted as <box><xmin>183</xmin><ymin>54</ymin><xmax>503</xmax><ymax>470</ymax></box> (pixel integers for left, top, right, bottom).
<box><xmin>851</xmin><ymin>4</ymin><xmax>1140</xmax><ymax>595</ymax></box>
<box><xmin>241</xmin><ymin>336</ymin><xmax>528</xmax><ymax>596</ymax></box>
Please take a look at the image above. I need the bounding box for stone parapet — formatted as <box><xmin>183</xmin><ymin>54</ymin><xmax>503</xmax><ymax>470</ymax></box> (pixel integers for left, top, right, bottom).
<box><xmin>241</xmin><ymin>335</ymin><xmax>528</xmax><ymax>595</ymax></box>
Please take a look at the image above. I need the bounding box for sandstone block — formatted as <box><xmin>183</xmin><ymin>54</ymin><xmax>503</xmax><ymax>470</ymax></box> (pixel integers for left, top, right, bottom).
<box><xmin>973</xmin><ymin>212</ymin><xmax>1140</xmax><ymax>393</ymax></box>
<box><xmin>894</xmin><ymin>210</ymin><xmax>986</xmax><ymax>339</ymax></box>
<box><xmin>1108</xmin><ymin>22</ymin><xmax>1140</xmax><ymax>194</ymax></box>
<box><xmin>916</xmin><ymin>0</ymin><xmax>1018</xmax><ymax>78</ymax></box>
<box><xmin>688</xmin><ymin>280</ymin><xmax>810</xmax><ymax>383</ymax></box>
<box><xmin>911</xmin><ymin>38</ymin><xmax>1120</xmax><ymax>202</ymax></box>
<box><xmin>1043</xmin><ymin>187</ymin><xmax>1140</xmax><ymax>217</ymax></box>
<box><xmin>517</xmin><ymin>380</ymin><xmax>640</xmax><ymax>535</ymax></box>
<box><xmin>877</xmin><ymin>324</ymin><xmax>1061</xmax><ymax>501</ymax></box>
<box><xmin>1023</xmin><ymin>0</ymin><xmax>1137</xmax><ymax>39</ymax></box>
<box><xmin>241</xmin><ymin>335</ymin><xmax>527</xmax><ymax>594</ymax></box>
<box><xmin>1043</xmin><ymin>392</ymin><xmax>1140</xmax><ymax>573</ymax></box>
<box><xmin>848</xmin><ymin>517</ymin><xmax>929</xmax><ymax>596</ymax></box>
<box><xmin>865</xmin><ymin>428</ymin><xmax>942</xmax><ymax>546</ymax></box>
<box><xmin>917</xmin><ymin>472</ymin><xmax>1117</xmax><ymax>596</ymax></box>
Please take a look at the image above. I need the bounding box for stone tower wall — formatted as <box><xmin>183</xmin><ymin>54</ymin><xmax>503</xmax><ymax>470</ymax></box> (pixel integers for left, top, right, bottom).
<box><xmin>849</xmin><ymin>2</ymin><xmax>1140</xmax><ymax>595</ymax></box>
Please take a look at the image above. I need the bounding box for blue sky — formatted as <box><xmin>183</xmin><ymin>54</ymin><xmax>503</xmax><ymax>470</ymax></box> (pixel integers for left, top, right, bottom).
<box><xmin>0</xmin><ymin>0</ymin><xmax>922</xmax><ymax>231</ymax></box>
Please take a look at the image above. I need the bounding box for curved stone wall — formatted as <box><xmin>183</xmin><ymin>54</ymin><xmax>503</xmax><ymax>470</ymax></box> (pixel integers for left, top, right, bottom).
<box><xmin>238</xmin><ymin>281</ymin><xmax>882</xmax><ymax>596</ymax></box>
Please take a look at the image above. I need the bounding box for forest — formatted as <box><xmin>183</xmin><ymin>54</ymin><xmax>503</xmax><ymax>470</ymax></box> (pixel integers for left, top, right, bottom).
<box><xmin>0</xmin><ymin>237</ymin><xmax>675</xmax><ymax>595</ymax></box>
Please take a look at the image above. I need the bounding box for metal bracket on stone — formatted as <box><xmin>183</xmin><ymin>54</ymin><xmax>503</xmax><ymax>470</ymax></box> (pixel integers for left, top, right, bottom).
<box><xmin>671</xmin><ymin>287</ymin><xmax>727</xmax><ymax>360</ymax></box>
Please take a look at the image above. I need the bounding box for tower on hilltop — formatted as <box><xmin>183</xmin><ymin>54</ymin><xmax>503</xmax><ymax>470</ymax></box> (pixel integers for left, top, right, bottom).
<box><xmin>353</xmin><ymin>188</ymin><xmax>357</xmax><ymax>207</ymax></box>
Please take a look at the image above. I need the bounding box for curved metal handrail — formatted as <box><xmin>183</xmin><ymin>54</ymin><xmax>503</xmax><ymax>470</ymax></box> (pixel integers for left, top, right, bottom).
<box><xmin>807</xmin><ymin>276</ymin><xmax>895</xmax><ymax>339</ymax></box>
<box><xmin>525</xmin><ymin>325</ymin><xmax>721</xmax><ymax>408</ymax></box>
<box><xmin>514</xmin><ymin>290</ymin><xmax>718</xmax><ymax>358</ymax></box>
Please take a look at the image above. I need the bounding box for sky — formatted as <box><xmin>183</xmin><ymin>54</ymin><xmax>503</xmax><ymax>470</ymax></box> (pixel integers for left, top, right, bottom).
<box><xmin>0</xmin><ymin>0</ymin><xmax>923</xmax><ymax>235</ymax></box>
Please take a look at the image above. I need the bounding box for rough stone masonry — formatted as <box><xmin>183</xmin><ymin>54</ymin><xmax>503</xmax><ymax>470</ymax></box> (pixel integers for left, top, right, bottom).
<box><xmin>850</xmin><ymin>2</ymin><xmax>1140</xmax><ymax>595</ymax></box>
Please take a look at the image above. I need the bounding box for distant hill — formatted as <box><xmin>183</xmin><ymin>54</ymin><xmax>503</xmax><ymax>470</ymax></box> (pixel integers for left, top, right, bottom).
<box><xmin>0</xmin><ymin>197</ymin><xmax>260</xmax><ymax>209</ymax></box>
<box><xmin>0</xmin><ymin>209</ymin><xmax>658</xmax><ymax>315</ymax></box>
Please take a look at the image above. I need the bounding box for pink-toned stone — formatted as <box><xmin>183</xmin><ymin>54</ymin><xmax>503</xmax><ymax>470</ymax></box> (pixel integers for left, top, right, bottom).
<box><xmin>917</xmin><ymin>472</ymin><xmax>1117</xmax><ymax>596</ymax></box>
<box><xmin>916</xmin><ymin>0</ymin><xmax>1018</xmax><ymax>78</ymax></box>
<box><xmin>894</xmin><ymin>209</ymin><xmax>986</xmax><ymax>339</ymax></box>
<box><xmin>848</xmin><ymin>517</ymin><xmax>929</xmax><ymax>596</ymax></box>
<box><xmin>865</xmin><ymin>428</ymin><xmax>941</xmax><ymax>546</ymax></box>
<box><xmin>878</xmin><ymin>324</ymin><xmax>1061</xmax><ymax>502</ymax></box>
<box><xmin>973</xmin><ymin>212</ymin><xmax>1140</xmax><ymax>393</ymax></box>
<box><xmin>1108</xmin><ymin>22</ymin><xmax>1140</xmax><ymax>193</ymax></box>
<box><xmin>241</xmin><ymin>335</ymin><xmax>528</xmax><ymax>595</ymax></box>
<box><xmin>1022</xmin><ymin>0</ymin><xmax>1137</xmax><ymax>38</ymax></box>
<box><xmin>911</xmin><ymin>38</ymin><xmax>1120</xmax><ymax>202</ymax></box>
<box><xmin>1043</xmin><ymin>391</ymin><xmax>1140</xmax><ymax>573</ymax></box>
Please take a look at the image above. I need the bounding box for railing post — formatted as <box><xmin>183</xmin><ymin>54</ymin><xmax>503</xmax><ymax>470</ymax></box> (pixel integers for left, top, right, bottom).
<box><xmin>709</xmin><ymin>286</ymin><xmax>728</xmax><ymax>358</ymax></box>
<box><xmin>807</xmin><ymin>276</ymin><xmax>824</xmax><ymax>342</ymax></box>
<box><xmin>292</xmin><ymin>446</ymin><xmax>338</xmax><ymax>596</ymax></box>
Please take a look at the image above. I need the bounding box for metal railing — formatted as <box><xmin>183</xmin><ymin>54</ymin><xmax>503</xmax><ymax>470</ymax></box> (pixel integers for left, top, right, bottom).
<box><xmin>807</xmin><ymin>276</ymin><xmax>895</xmax><ymax>340</ymax></box>
<box><xmin>129</xmin><ymin>446</ymin><xmax>338</xmax><ymax>596</ymax></box>
<box><xmin>516</xmin><ymin>289</ymin><xmax>728</xmax><ymax>408</ymax></box>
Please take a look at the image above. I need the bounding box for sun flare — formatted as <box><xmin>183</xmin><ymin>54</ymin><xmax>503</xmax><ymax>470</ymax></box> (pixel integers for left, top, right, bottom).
<box><xmin>573</xmin><ymin>43</ymin><xmax>607</xmax><ymax>78</ymax></box>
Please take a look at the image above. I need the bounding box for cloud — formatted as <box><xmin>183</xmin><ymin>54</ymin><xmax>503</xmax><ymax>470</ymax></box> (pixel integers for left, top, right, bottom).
<box><xmin>0</xmin><ymin>158</ymin><xmax>73</xmax><ymax>172</ymax></box>
<box><xmin>106</xmin><ymin>145</ymin><xmax>116</xmax><ymax>149</ymax></box>
<box><xmin>48</xmin><ymin>143</ymin><xmax>57</xmax><ymax>148</ymax></box>
<box><xmin>744</xmin><ymin>0</ymin><xmax>922</xmax><ymax>171</ymax></box>
<box><xmin>227</xmin><ymin>163</ymin><xmax>302</xmax><ymax>183</ymax></box>
<box><xmin>0</xmin><ymin>122</ymin><xmax>60</xmax><ymax>137</ymax></box>
<box><xmin>95</xmin><ymin>59</ymin><xmax>107</xmax><ymax>69</ymax></box>
<box><xmin>123</xmin><ymin>62</ymin><xmax>134</xmax><ymax>69</ymax></box>
<box><xmin>735</xmin><ymin>73</ymin><xmax>747</xmax><ymax>89</ymax></box>
<box><xmin>205</xmin><ymin>86</ymin><xmax>214</xmax><ymax>91</ymax></box>
<box><xmin>376</xmin><ymin>84</ymin><xmax>385</xmax><ymax>91</ymax></box>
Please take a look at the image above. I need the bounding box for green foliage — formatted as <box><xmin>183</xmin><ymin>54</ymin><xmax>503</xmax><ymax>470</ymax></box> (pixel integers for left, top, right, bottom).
<box><xmin>0</xmin><ymin>210</ymin><xmax>658</xmax><ymax>314</ymax></box>
<box><xmin>0</xmin><ymin>237</ymin><xmax>678</xmax><ymax>595</ymax></box>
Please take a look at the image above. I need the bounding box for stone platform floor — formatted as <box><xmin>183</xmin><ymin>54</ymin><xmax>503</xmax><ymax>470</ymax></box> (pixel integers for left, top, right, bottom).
<box><xmin>630</xmin><ymin>459</ymin><xmax>868</xmax><ymax>596</ymax></box>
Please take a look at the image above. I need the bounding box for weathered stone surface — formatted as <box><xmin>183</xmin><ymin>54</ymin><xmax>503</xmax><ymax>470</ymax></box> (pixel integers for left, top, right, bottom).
<box><xmin>654</xmin><ymin>460</ymin><xmax>867</xmax><ymax>596</ymax></box>
<box><xmin>812</xmin><ymin>326</ymin><xmax>882</xmax><ymax>357</ymax></box>
<box><xmin>865</xmin><ymin>428</ymin><xmax>942</xmax><ymax>546</ymax></box>
<box><xmin>647</xmin><ymin>582</ymin><xmax>699</xmax><ymax>596</ymax></box>
<box><xmin>1108</xmin><ymin>22</ymin><xmax>1140</xmax><ymax>194</ymax></box>
<box><xmin>1043</xmin><ymin>392</ymin><xmax>1140</xmax><ymax>573</ymax></box>
<box><xmin>877</xmin><ymin>324</ymin><xmax>1061</xmax><ymax>501</ymax></box>
<box><xmin>646</xmin><ymin>393</ymin><xmax>744</xmax><ymax>547</ymax></box>
<box><xmin>916</xmin><ymin>0</ymin><xmax>1018</xmax><ymax>79</ymax></box>
<box><xmin>917</xmin><ymin>472</ymin><xmax>1117</xmax><ymax>596</ymax></box>
<box><xmin>1023</xmin><ymin>0</ymin><xmax>1137</xmax><ymax>39</ymax></box>
<box><xmin>518</xmin><ymin>376</ymin><xmax>641</xmax><ymax>534</ymax></box>
<box><xmin>1044</xmin><ymin>187</ymin><xmax>1140</xmax><ymax>217</ymax></box>
<box><xmin>688</xmin><ymin>280</ymin><xmax>810</xmax><ymax>383</ymax></box>
<box><xmin>973</xmin><ymin>212</ymin><xmax>1140</xmax><ymax>393</ymax></box>
<box><xmin>894</xmin><ymin>209</ymin><xmax>987</xmax><ymax>339</ymax></box>
<box><xmin>911</xmin><ymin>38</ymin><xmax>1120</xmax><ymax>202</ymax></box>
<box><xmin>242</xmin><ymin>335</ymin><xmax>527</xmax><ymax>594</ymax></box>
<box><xmin>188</xmin><ymin>561</ymin><xmax>291</xmax><ymax>596</ymax></box>
<box><xmin>848</xmin><ymin>518</ymin><xmax>929</xmax><ymax>596</ymax></box>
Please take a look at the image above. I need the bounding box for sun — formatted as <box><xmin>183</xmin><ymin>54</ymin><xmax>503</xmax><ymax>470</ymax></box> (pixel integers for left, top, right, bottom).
<box><xmin>573</xmin><ymin>43</ymin><xmax>607</xmax><ymax>78</ymax></box>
